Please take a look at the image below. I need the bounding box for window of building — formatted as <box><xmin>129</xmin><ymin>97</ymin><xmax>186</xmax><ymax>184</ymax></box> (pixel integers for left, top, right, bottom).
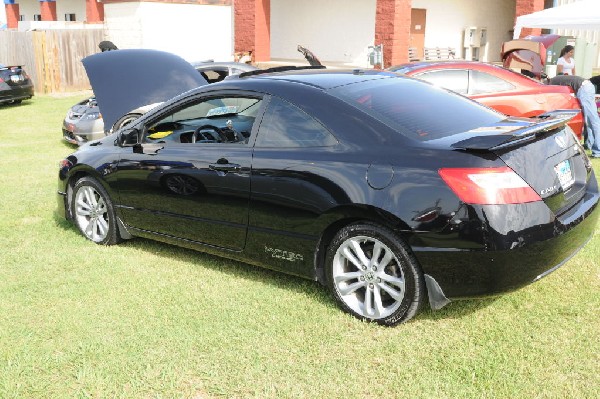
<box><xmin>65</xmin><ymin>14</ymin><xmax>76</xmax><ymax>22</ymax></box>
<box><xmin>33</xmin><ymin>15</ymin><xmax>42</xmax><ymax>21</ymax></box>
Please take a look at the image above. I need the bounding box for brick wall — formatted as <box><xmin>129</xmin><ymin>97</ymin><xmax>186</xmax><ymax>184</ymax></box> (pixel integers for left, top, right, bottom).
<box><xmin>234</xmin><ymin>0</ymin><xmax>270</xmax><ymax>62</ymax></box>
<box><xmin>86</xmin><ymin>0</ymin><xmax>105</xmax><ymax>23</ymax></box>
<box><xmin>40</xmin><ymin>1</ymin><xmax>57</xmax><ymax>21</ymax></box>
<box><xmin>6</xmin><ymin>4</ymin><xmax>19</xmax><ymax>29</ymax></box>
<box><xmin>375</xmin><ymin>0</ymin><xmax>411</xmax><ymax>67</ymax></box>
<box><xmin>515</xmin><ymin>0</ymin><xmax>544</xmax><ymax>38</ymax></box>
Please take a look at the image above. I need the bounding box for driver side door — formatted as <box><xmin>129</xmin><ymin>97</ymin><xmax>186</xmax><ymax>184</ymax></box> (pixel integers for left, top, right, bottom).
<box><xmin>114</xmin><ymin>91</ymin><xmax>267</xmax><ymax>251</ymax></box>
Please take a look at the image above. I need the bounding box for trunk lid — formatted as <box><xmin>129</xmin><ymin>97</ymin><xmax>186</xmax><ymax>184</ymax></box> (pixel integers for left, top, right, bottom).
<box><xmin>0</xmin><ymin>65</ymin><xmax>29</xmax><ymax>87</ymax></box>
<box><xmin>450</xmin><ymin>111</ymin><xmax>592</xmax><ymax>217</ymax></box>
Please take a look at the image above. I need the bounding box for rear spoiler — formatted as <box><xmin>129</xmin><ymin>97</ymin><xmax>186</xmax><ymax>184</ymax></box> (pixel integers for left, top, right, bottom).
<box><xmin>451</xmin><ymin>110</ymin><xmax>580</xmax><ymax>151</ymax></box>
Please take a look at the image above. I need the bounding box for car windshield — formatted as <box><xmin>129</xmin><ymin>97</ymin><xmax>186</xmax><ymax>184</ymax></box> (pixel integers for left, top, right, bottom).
<box><xmin>170</xmin><ymin>97</ymin><xmax>261</xmax><ymax>123</ymax></box>
<box><xmin>329</xmin><ymin>77</ymin><xmax>503</xmax><ymax>141</ymax></box>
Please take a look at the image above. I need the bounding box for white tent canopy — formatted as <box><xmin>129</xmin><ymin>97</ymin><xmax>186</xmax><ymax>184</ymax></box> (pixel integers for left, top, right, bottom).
<box><xmin>513</xmin><ymin>0</ymin><xmax>600</xmax><ymax>39</ymax></box>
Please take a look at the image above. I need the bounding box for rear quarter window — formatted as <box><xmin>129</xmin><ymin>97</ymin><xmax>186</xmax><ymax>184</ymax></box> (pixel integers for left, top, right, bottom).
<box><xmin>470</xmin><ymin>70</ymin><xmax>515</xmax><ymax>94</ymax></box>
<box><xmin>255</xmin><ymin>97</ymin><xmax>337</xmax><ymax>147</ymax></box>
<box><xmin>330</xmin><ymin>77</ymin><xmax>503</xmax><ymax>142</ymax></box>
<box><xmin>414</xmin><ymin>69</ymin><xmax>469</xmax><ymax>95</ymax></box>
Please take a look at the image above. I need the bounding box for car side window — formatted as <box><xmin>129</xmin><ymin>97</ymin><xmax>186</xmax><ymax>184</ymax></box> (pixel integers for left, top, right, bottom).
<box><xmin>415</xmin><ymin>70</ymin><xmax>469</xmax><ymax>95</ymax></box>
<box><xmin>469</xmin><ymin>70</ymin><xmax>515</xmax><ymax>94</ymax></box>
<box><xmin>143</xmin><ymin>96</ymin><xmax>263</xmax><ymax>145</ymax></box>
<box><xmin>255</xmin><ymin>97</ymin><xmax>337</xmax><ymax>147</ymax></box>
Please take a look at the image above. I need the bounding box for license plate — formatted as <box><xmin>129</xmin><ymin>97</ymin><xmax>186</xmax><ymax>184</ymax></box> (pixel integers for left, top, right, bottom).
<box><xmin>554</xmin><ymin>159</ymin><xmax>574</xmax><ymax>190</ymax></box>
<box><xmin>10</xmin><ymin>74</ymin><xmax>23</xmax><ymax>83</ymax></box>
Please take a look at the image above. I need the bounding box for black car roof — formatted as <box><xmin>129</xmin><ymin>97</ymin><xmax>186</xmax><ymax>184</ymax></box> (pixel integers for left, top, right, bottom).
<box><xmin>243</xmin><ymin>68</ymin><xmax>398</xmax><ymax>90</ymax></box>
<box><xmin>204</xmin><ymin>68</ymin><xmax>400</xmax><ymax>94</ymax></box>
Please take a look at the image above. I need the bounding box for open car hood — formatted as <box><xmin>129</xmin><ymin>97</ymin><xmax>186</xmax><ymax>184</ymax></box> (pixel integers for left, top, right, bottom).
<box><xmin>501</xmin><ymin>34</ymin><xmax>561</xmax><ymax>77</ymax></box>
<box><xmin>82</xmin><ymin>49</ymin><xmax>207</xmax><ymax>130</ymax></box>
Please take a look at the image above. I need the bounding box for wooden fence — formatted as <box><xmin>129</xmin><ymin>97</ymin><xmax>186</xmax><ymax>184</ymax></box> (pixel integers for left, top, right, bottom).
<box><xmin>0</xmin><ymin>29</ymin><xmax>104</xmax><ymax>94</ymax></box>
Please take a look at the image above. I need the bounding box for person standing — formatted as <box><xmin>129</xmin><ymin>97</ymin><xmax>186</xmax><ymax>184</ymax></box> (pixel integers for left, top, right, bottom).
<box><xmin>549</xmin><ymin>74</ymin><xmax>600</xmax><ymax>158</ymax></box>
<box><xmin>556</xmin><ymin>45</ymin><xmax>576</xmax><ymax>75</ymax></box>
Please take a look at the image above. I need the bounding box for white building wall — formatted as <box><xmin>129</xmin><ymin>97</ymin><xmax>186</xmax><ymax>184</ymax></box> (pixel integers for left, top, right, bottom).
<box><xmin>16</xmin><ymin>1</ymin><xmax>40</xmax><ymax>21</ymax></box>
<box><xmin>56</xmin><ymin>0</ymin><xmax>86</xmax><ymax>22</ymax></box>
<box><xmin>271</xmin><ymin>0</ymin><xmax>515</xmax><ymax>65</ymax></box>
<box><xmin>270</xmin><ymin>0</ymin><xmax>376</xmax><ymax>66</ymax></box>
<box><xmin>3</xmin><ymin>0</ymin><xmax>83</xmax><ymax>23</ymax></box>
<box><xmin>412</xmin><ymin>0</ymin><xmax>515</xmax><ymax>62</ymax></box>
<box><xmin>104</xmin><ymin>3</ymin><xmax>144</xmax><ymax>49</ymax></box>
<box><xmin>104</xmin><ymin>3</ymin><xmax>232</xmax><ymax>62</ymax></box>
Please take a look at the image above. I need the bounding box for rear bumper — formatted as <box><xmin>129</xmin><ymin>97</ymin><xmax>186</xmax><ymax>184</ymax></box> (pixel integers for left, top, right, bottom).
<box><xmin>414</xmin><ymin>179</ymin><xmax>599</xmax><ymax>299</ymax></box>
<box><xmin>0</xmin><ymin>85</ymin><xmax>34</xmax><ymax>104</ymax></box>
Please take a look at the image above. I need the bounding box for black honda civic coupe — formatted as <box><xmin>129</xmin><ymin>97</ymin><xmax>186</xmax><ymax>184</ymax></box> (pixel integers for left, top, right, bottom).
<box><xmin>57</xmin><ymin>50</ymin><xmax>599</xmax><ymax>326</ymax></box>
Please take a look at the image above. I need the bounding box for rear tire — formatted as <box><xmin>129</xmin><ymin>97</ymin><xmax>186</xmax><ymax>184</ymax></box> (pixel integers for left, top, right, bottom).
<box><xmin>71</xmin><ymin>176</ymin><xmax>122</xmax><ymax>245</ymax></box>
<box><xmin>325</xmin><ymin>223</ymin><xmax>425</xmax><ymax>326</ymax></box>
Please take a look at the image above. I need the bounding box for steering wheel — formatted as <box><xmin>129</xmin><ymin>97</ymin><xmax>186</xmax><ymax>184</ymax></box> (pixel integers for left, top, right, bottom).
<box><xmin>192</xmin><ymin>125</ymin><xmax>228</xmax><ymax>143</ymax></box>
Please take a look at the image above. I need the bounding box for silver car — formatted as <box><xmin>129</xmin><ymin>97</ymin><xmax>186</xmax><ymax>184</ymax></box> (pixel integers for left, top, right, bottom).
<box><xmin>62</xmin><ymin>97</ymin><xmax>104</xmax><ymax>145</ymax></box>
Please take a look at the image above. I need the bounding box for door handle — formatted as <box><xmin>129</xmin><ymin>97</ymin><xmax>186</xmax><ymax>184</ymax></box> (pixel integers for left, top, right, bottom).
<box><xmin>209</xmin><ymin>163</ymin><xmax>241</xmax><ymax>172</ymax></box>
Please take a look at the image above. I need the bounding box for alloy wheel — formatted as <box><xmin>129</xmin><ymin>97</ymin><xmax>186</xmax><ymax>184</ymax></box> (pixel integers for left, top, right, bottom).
<box><xmin>332</xmin><ymin>235</ymin><xmax>406</xmax><ymax>319</ymax></box>
<box><xmin>74</xmin><ymin>185</ymin><xmax>110</xmax><ymax>242</ymax></box>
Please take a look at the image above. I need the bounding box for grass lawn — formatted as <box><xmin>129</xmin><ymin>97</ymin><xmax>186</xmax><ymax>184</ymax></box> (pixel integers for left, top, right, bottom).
<box><xmin>0</xmin><ymin>94</ymin><xmax>599</xmax><ymax>398</ymax></box>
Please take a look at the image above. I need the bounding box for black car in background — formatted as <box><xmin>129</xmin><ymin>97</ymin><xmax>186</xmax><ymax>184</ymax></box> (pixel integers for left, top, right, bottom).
<box><xmin>0</xmin><ymin>64</ymin><xmax>34</xmax><ymax>105</ymax></box>
<box><xmin>57</xmin><ymin>50</ymin><xmax>599</xmax><ymax>325</ymax></box>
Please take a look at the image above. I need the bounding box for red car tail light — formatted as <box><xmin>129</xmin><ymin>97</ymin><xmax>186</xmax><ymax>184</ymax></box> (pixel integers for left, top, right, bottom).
<box><xmin>439</xmin><ymin>167</ymin><xmax>542</xmax><ymax>205</ymax></box>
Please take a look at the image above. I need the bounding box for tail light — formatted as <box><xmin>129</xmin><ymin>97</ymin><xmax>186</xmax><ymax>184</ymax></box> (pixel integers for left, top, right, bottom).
<box><xmin>439</xmin><ymin>167</ymin><xmax>541</xmax><ymax>205</ymax></box>
<box><xmin>0</xmin><ymin>77</ymin><xmax>4</xmax><ymax>83</ymax></box>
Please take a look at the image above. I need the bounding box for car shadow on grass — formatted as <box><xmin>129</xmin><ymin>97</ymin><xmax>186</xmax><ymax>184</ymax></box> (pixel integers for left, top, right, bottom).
<box><xmin>416</xmin><ymin>297</ymin><xmax>499</xmax><ymax>322</ymax></box>
<box><xmin>52</xmin><ymin>212</ymin><xmax>331</xmax><ymax>303</ymax></box>
<box><xmin>53</xmin><ymin>213</ymin><xmax>499</xmax><ymax>324</ymax></box>
<box><xmin>0</xmin><ymin>98</ymin><xmax>33</xmax><ymax>108</ymax></box>
<box><xmin>60</xmin><ymin>140</ymin><xmax>78</xmax><ymax>149</ymax></box>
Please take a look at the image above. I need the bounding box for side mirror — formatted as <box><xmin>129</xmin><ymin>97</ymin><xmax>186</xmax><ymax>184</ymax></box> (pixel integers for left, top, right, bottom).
<box><xmin>116</xmin><ymin>128</ymin><xmax>140</xmax><ymax>147</ymax></box>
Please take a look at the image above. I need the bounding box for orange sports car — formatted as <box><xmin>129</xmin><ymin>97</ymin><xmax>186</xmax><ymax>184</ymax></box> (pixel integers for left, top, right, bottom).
<box><xmin>388</xmin><ymin>61</ymin><xmax>583</xmax><ymax>138</ymax></box>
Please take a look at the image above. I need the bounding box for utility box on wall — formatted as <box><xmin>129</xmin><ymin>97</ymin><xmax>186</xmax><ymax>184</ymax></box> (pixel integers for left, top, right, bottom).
<box><xmin>463</xmin><ymin>27</ymin><xmax>487</xmax><ymax>61</ymax></box>
<box><xmin>367</xmin><ymin>44</ymin><xmax>383</xmax><ymax>67</ymax></box>
<box><xmin>463</xmin><ymin>27</ymin><xmax>487</xmax><ymax>48</ymax></box>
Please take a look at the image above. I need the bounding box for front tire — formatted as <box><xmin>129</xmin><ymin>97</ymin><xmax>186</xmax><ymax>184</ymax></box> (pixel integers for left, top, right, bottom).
<box><xmin>325</xmin><ymin>223</ymin><xmax>425</xmax><ymax>326</ymax></box>
<box><xmin>71</xmin><ymin>176</ymin><xmax>121</xmax><ymax>245</ymax></box>
<box><xmin>113</xmin><ymin>112</ymin><xmax>142</xmax><ymax>131</ymax></box>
